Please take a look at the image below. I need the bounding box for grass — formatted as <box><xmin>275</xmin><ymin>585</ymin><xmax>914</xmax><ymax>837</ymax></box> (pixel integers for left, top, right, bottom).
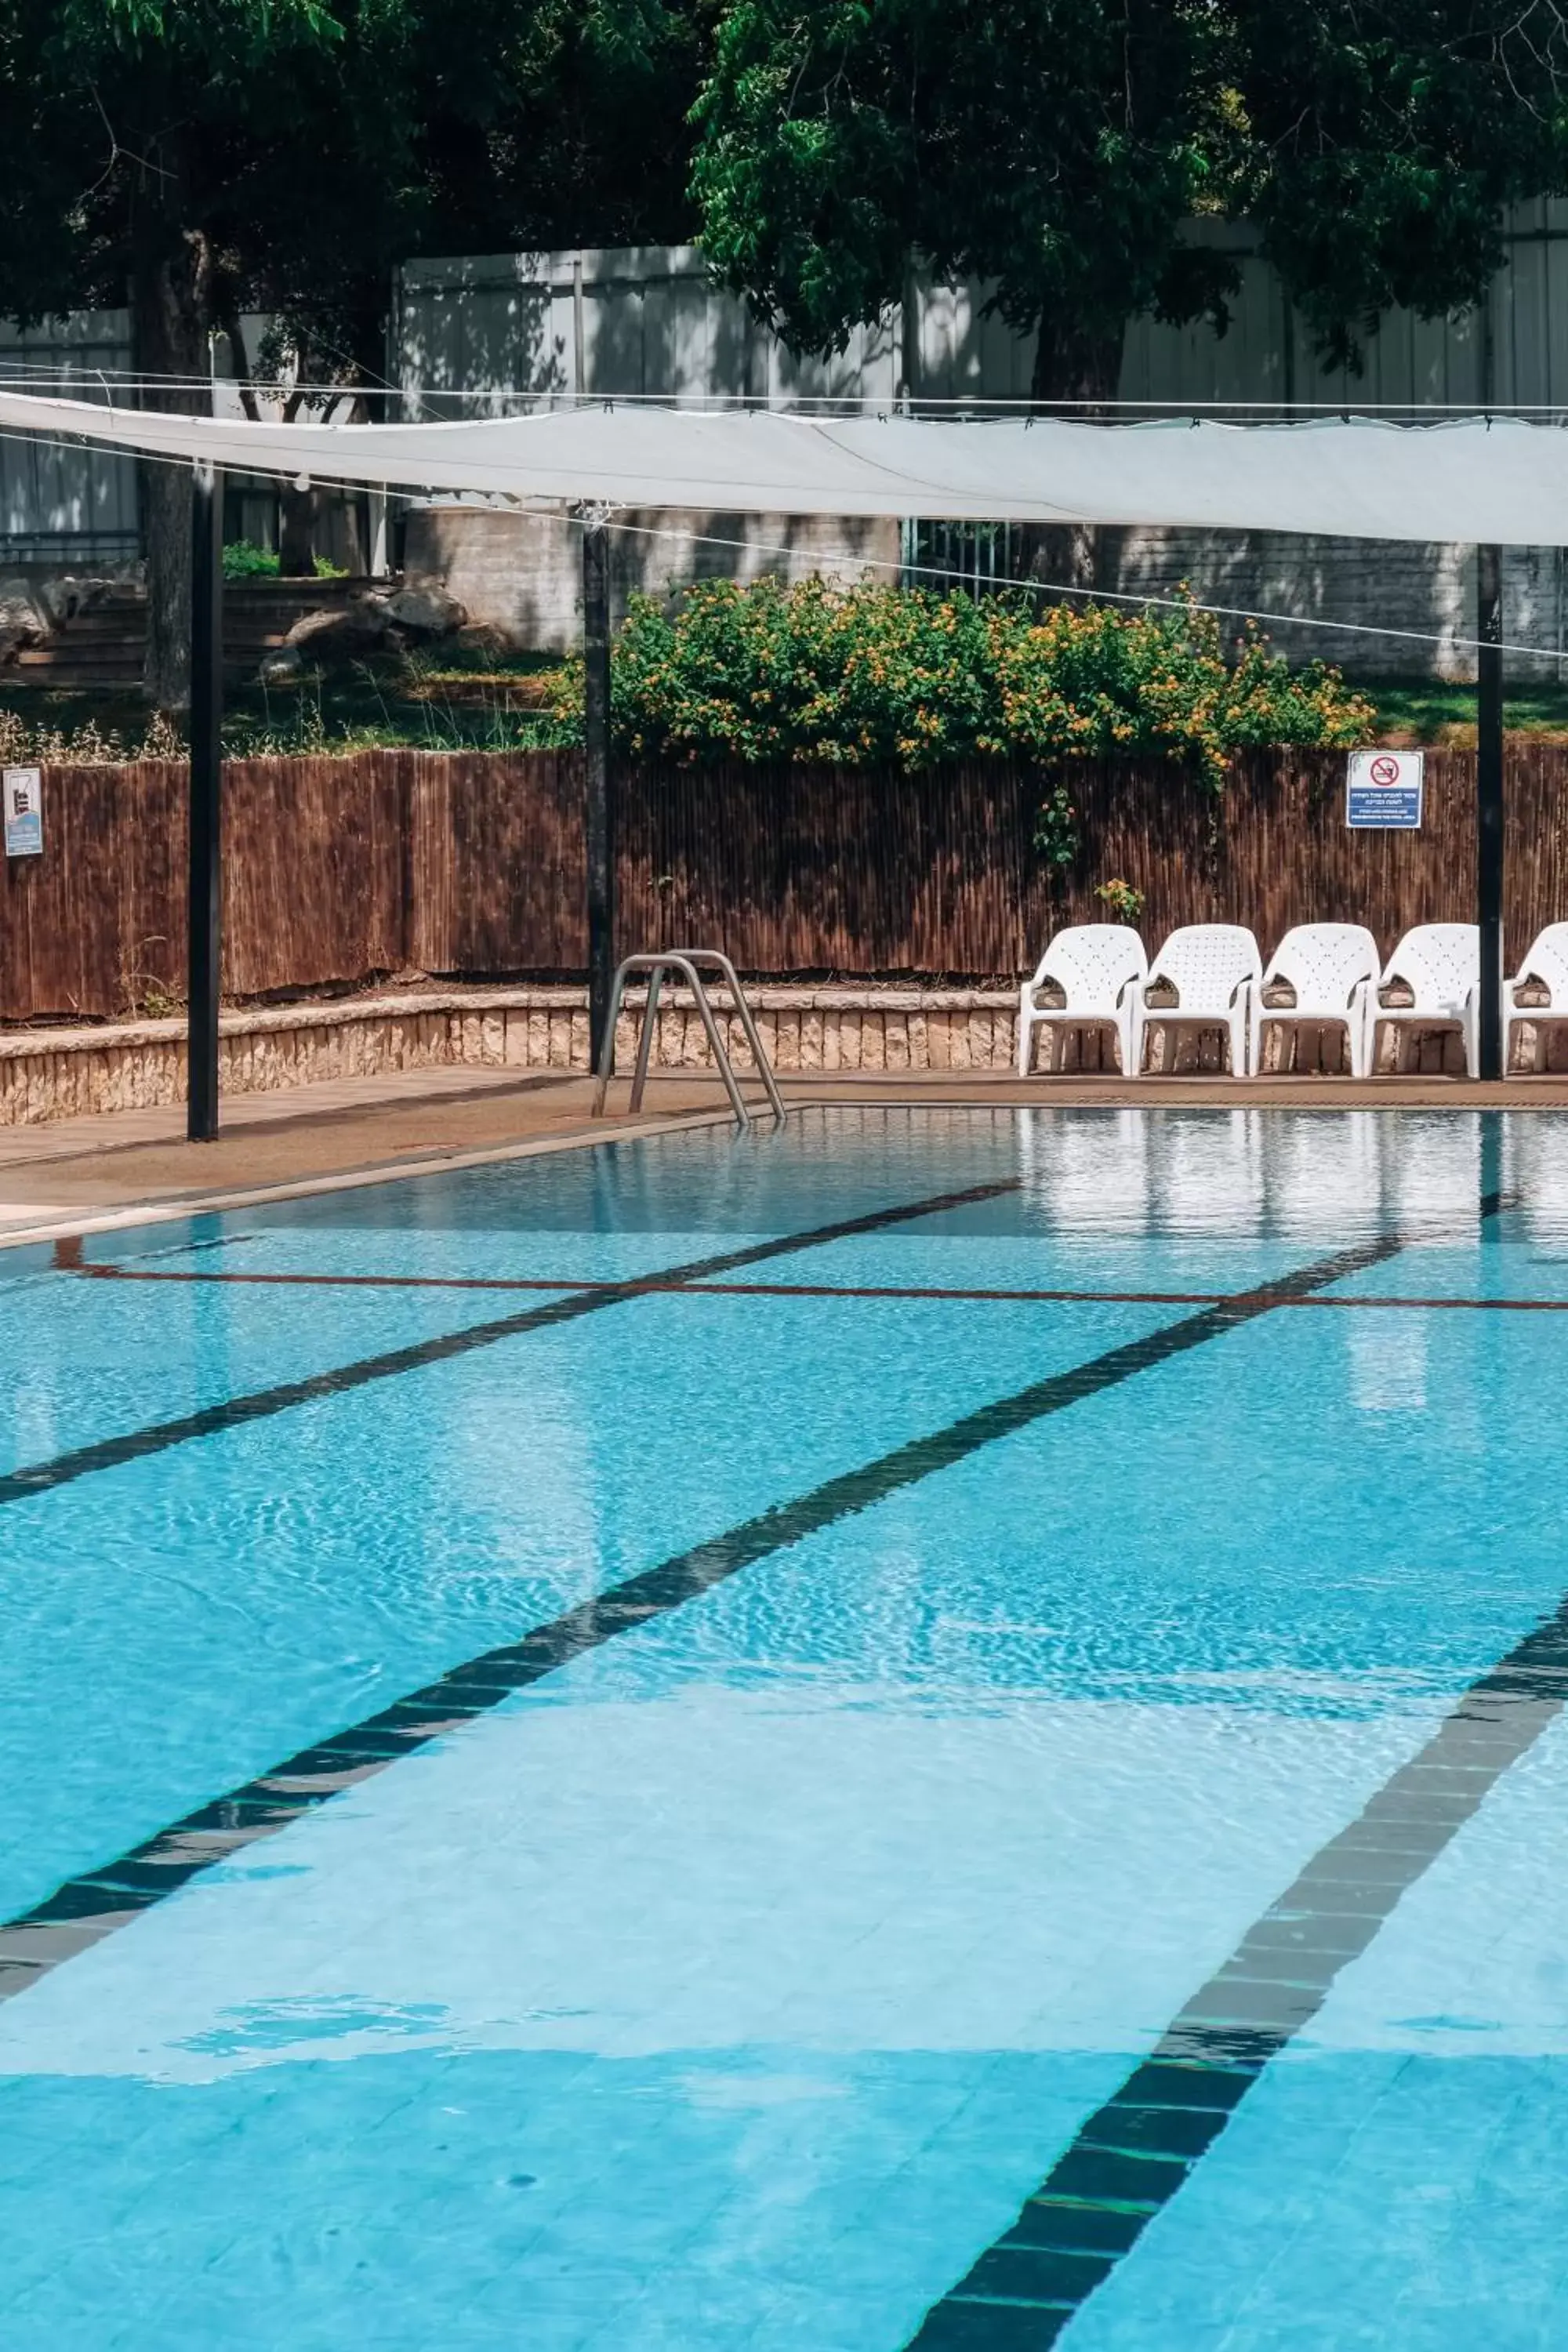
<box><xmin>1354</xmin><ymin>676</ymin><xmax>1568</xmax><ymax>747</ymax></box>
<box><xmin>0</xmin><ymin>654</ymin><xmax>570</xmax><ymax>759</ymax></box>
<box><xmin>7</xmin><ymin>662</ymin><xmax>1568</xmax><ymax>760</ymax></box>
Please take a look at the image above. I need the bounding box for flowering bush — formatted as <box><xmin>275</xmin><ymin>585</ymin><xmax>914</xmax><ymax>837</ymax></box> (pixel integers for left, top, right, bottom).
<box><xmin>546</xmin><ymin>576</ymin><xmax>1375</xmax><ymax>789</ymax></box>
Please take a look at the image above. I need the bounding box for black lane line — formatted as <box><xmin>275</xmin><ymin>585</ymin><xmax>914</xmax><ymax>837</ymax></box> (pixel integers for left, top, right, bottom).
<box><xmin>908</xmin><ymin>1231</ymin><xmax>1556</xmax><ymax>2349</ymax></box>
<box><xmin>905</xmin><ymin>1622</ymin><xmax>1568</xmax><ymax>2352</ymax></box>
<box><xmin>0</xmin><ymin>1178</ymin><xmax>1020</xmax><ymax>1512</ymax></box>
<box><xmin>0</xmin><ymin>1223</ymin><xmax>1403</xmax><ymax>2005</ymax></box>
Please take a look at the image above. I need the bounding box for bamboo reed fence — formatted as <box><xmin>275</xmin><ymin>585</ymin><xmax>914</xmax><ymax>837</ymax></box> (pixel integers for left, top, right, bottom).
<box><xmin>3</xmin><ymin>746</ymin><xmax>1564</xmax><ymax>1022</ymax></box>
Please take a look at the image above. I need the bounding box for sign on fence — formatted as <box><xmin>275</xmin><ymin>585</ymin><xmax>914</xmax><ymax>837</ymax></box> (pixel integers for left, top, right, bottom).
<box><xmin>2</xmin><ymin>767</ymin><xmax>42</xmax><ymax>858</ymax></box>
<box><xmin>1346</xmin><ymin>748</ymin><xmax>1424</xmax><ymax>830</ymax></box>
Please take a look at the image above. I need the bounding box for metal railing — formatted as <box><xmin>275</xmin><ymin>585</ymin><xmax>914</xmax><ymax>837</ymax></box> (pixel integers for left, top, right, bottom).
<box><xmin>590</xmin><ymin>951</ymin><xmax>786</xmax><ymax>1129</ymax></box>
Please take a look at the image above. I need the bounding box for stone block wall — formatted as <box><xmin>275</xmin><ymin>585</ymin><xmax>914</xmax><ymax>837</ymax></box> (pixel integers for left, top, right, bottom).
<box><xmin>4</xmin><ymin>982</ymin><xmax>1555</xmax><ymax>1125</ymax></box>
<box><xmin>0</xmin><ymin>987</ymin><xmax>1022</xmax><ymax>1126</ymax></box>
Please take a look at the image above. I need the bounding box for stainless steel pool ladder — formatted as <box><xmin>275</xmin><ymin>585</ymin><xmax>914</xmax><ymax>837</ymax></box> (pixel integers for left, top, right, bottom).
<box><xmin>591</xmin><ymin>951</ymin><xmax>786</xmax><ymax>1130</ymax></box>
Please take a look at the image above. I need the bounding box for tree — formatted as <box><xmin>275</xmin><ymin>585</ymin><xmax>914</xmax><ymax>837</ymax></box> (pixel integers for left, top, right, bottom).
<box><xmin>0</xmin><ymin>0</ymin><xmax>706</xmax><ymax>704</ymax></box>
<box><xmin>1236</xmin><ymin>0</ymin><xmax>1568</xmax><ymax>371</ymax></box>
<box><xmin>692</xmin><ymin>1</ymin><xmax>1568</xmax><ymax>572</ymax></box>
<box><xmin>693</xmin><ymin>1</ymin><xmax>1242</xmax><ymax>410</ymax></box>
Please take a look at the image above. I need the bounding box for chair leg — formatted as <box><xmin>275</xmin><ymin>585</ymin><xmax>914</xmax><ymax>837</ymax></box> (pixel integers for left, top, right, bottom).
<box><xmin>1120</xmin><ymin>1007</ymin><xmax>1140</xmax><ymax>1077</ymax></box>
<box><xmin>1229</xmin><ymin>1009</ymin><xmax>1249</xmax><ymax>1078</ymax></box>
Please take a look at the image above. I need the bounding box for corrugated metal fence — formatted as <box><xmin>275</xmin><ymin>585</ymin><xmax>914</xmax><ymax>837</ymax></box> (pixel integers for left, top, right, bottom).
<box><xmin>4</xmin><ymin>749</ymin><xmax>1566</xmax><ymax>1023</ymax></box>
<box><xmin>394</xmin><ymin>207</ymin><xmax>1568</xmax><ymax>415</ymax></box>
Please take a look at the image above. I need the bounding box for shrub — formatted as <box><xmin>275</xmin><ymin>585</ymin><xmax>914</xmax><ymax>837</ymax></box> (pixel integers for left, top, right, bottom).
<box><xmin>222</xmin><ymin>539</ymin><xmax>281</xmax><ymax>579</ymax></box>
<box><xmin>221</xmin><ymin>544</ymin><xmax>349</xmax><ymax>581</ymax></box>
<box><xmin>546</xmin><ymin>577</ymin><xmax>1375</xmax><ymax>790</ymax></box>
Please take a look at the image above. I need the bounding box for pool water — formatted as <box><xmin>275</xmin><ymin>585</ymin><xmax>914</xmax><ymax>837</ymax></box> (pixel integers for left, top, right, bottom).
<box><xmin>2</xmin><ymin>1105</ymin><xmax>1568</xmax><ymax>2349</ymax></box>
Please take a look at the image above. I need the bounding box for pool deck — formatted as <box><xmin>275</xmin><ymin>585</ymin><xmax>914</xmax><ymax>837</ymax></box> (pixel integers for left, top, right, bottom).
<box><xmin>3</xmin><ymin>1062</ymin><xmax>1567</xmax><ymax>1247</ymax></box>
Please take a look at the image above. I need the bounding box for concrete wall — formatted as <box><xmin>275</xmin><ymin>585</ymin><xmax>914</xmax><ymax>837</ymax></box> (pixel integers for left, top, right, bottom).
<box><xmin>405</xmin><ymin>506</ymin><xmax>902</xmax><ymax>651</ymax></box>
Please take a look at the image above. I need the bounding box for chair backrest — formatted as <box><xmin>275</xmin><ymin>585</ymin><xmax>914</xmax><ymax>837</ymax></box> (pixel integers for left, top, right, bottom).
<box><xmin>1381</xmin><ymin>924</ymin><xmax>1479</xmax><ymax>1013</ymax></box>
<box><xmin>1512</xmin><ymin>920</ymin><xmax>1568</xmax><ymax>1005</ymax></box>
<box><xmin>1148</xmin><ymin>924</ymin><xmax>1261</xmax><ymax>1008</ymax></box>
<box><xmin>1264</xmin><ymin>923</ymin><xmax>1381</xmax><ymax>1009</ymax></box>
<box><xmin>1036</xmin><ymin>924</ymin><xmax>1146</xmax><ymax>1009</ymax></box>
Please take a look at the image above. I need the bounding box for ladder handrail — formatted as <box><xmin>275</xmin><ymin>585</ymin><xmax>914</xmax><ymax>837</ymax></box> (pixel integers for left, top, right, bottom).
<box><xmin>668</xmin><ymin>950</ymin><xmax>788</xmax><ymax>1122</ymax></box>
<box><xmin>590</xmin><ymin>951</ymin><xmax>786</xmax><ymax>1128</ymax></box>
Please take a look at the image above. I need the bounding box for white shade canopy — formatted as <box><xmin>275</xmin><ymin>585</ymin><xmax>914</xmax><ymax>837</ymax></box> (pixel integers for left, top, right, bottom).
<box><xmin>0</xmin><ymin>386</ymin><xmax>1563</xmax><ymax>543</ymax></box>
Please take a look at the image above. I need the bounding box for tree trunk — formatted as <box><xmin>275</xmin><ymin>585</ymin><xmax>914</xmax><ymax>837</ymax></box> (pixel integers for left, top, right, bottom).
<box><xmin>131</xmin><ymin>224</ymin><xmax>215</xmax><ymax>710</ymax></box>
<box><xmin>1023</xmin><ymin>316</ymin><xmax>1127</xmax><ymax>598</ymax></box>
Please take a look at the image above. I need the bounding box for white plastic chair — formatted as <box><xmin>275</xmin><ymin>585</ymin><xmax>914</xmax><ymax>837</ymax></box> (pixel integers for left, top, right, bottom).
<box><xmin>1504</xmin><ymin>921</ymin><xmax>1568</xmax><ymax>1073</ymax></box>
<box><xmin>1017</xmin><ymin>924</ymin><xmax>1147</xmax><ymax>1076</ymax></box>
<box><xmin>1141</xmin><ymin>924</ymin><xmax>1262</xmax><ymax>1077</ymax></box>
<box><xmin>1372</xmin><ymin>924</ymin><xmax>1480</xmax><ymax>1077</ymax></box>
<box><xmin>1251</xmin><ymin>923</ymin><xmax>1381</xmax><ymax>1080</ymax></box>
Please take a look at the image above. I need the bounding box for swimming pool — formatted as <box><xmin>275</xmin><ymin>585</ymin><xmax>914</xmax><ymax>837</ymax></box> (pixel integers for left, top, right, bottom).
<box><xmin>2</xmin><ymin>1104</ymin><xmax>1567</xmax><ymax>2349</ymax></box>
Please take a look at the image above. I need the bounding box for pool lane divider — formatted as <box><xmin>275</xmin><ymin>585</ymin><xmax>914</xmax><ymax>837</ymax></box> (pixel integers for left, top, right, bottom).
<box><xmin>0</xmin><ymin>1218</ymin><xmax>1409</xmax><ymax>2005</ymax></box>
<box><xmin>2</xmin><ymin>1176</ymin><xmax>1022</xmax><ymax>1511</ymax></box>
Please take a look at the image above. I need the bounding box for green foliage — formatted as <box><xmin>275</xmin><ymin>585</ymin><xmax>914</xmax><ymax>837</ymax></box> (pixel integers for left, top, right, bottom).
<box><xmin>222</xmin><ymin>540</ymin><xmax>281</xmax><ymax>579</ymax></box>
<box><xmin>1236</xmin><ymin>2</ymin><xmax>1568</xmax><ymax>370</ymax></box>
<box><xmin>547</xmin><ymin>577</ymin><xmax>1376</xmax><ymax>790</ymax></box>
<box><xmin>1095</xmin><ymin>877</ymin><xmax>1147</xmax><ymax>922</ymax></box>
<box><xmin>693</xmin><ymin>0</ymin><xmax>1236</xmax><ymax>396</ymax></box>
<box><xmin>220</xmin><ymin>543</ymin><xmax>352</xmax><ymax>580</ymax></box>
<box><xmin>0</xmin><ymin>0</ymin><xmax>707</xmax><ymax>366</ymax></box>
<box><xmin>691</xmin><ymin>1</ymin><xmax>1568</xmax><ymax>395</ymax></box>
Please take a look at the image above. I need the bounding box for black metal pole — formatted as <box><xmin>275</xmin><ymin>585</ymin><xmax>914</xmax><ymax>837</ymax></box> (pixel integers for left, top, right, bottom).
<box><xmin>1476</xmin><ymin>542</ymin><xmax>1504</xmax><ymax>1081</ymax></box>
<box><xmin>187</xmin><ymin>461</ymin><xmax>224</xmax><ymax>1141</ymax></box>
<box><xmin>582</xmin><ymin>516</ymin><xmax>615</xmax><ymax>1068</ymax></box>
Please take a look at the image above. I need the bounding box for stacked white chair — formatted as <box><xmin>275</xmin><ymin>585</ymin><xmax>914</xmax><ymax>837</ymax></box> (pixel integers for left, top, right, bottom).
<box><xmin>1251</xmin><ymin>923</ymin><xmax>1381</xmax><ymax>1079</ymax></box>
<box><xmin>1503</xmin><ymin>922</ymin><xmax>1568</xmax><ymax>1073</ymax></box>
<box><xmin>1140</xmin><ymin>924</ymin><xmax>1262</xmax><ymax>1077</ymax></box>
<box><xmin>1017</xmin><ymin>924</ymin><xmax>1147</xmax><ymax>1076</ymax></box>
<box><xmin>1372</xmin><ymin>924</ymin><xmax>1480</xmax><ymax>1078</ymax></box>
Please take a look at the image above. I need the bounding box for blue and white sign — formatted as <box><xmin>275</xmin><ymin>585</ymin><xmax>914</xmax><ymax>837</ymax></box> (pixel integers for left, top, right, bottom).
<box><xmin>1346</xmin><ymin>748</ymin><xmax>1424</xmax><ymax>829</ymax></box>
<box><xmin>2</xmin><ymin>766</ymin><xmax>42</xmax><ymax>858</ymax></box>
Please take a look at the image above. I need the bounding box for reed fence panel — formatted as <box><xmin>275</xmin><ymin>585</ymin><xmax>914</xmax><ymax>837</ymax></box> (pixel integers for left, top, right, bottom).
<box><xmin>5</xmin><ymin>745</ymin><xmax>1568</xmax><ymax>1022</ymax></box>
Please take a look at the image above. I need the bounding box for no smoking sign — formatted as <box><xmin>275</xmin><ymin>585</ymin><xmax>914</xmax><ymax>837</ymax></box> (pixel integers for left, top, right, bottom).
<box><xmin>1346</xmin><ymin>747</ymin><xmax>1424</xmax><ymax>829</ymax></box>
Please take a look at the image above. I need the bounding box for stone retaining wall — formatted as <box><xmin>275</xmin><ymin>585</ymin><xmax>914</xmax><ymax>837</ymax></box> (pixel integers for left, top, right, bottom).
<box><xmin>2</xmin><ymin>981</ymin><xmax>1534</xmax><ymax>1124</ymax></box>
<box><xmin>0</xmin><ymin>986</ymin><xmax>1023</xmax><ymax>1126</ymax></box>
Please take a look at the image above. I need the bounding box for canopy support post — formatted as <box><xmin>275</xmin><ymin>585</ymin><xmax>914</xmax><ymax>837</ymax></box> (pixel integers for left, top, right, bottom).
<box><xmin>187</xmin><ymin>461</ymin><xmax>224</xmax><ymax>1142</ymax></box>
<box><xmin>582</xmin><ymin>515</ymin><xmax>615</xmax><ymax>1069</ymax></box>
<box><xmin>1476</xmin><ymin>542</ymin><xmax>1504</xmax><ymax>1082</ymax></box>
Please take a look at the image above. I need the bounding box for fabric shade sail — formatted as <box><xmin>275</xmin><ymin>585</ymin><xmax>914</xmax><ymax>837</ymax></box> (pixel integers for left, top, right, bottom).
<box><xmin>0</xmin><ymin>387</ymin><xmax>1565</xmax><ymax>543</ymax></box>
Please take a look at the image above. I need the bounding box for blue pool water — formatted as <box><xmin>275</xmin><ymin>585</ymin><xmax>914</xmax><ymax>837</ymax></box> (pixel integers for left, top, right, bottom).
<box><xmin>3</xmin><ymin>1105</ymin><xmax>1568</xmax><ymax>2347</ymax></box>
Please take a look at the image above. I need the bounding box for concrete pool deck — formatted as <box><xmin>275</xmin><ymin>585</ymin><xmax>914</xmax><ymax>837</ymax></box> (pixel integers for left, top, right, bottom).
<box><xmin>2</xmin><ymin>1062</ymin><xmax>1567</xmax><ymax>1250</ymax></box>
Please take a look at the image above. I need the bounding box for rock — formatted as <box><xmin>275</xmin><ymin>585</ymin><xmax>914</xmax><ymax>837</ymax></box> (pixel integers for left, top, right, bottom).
<box><xmin>275</xmin><ymin>598</ymin><xmax>394</xmax><ymax>670</ymax></box>
<box><xmin>0</xmin><ymin>577</ymin><xmax>49</xmax><ymax>665</ymax></box>
<box><xmin>382</xmin><ymin>583</ymin><xmax>466</xmax><ymax>636</ymax></box>
<box><xmin>256</xmin><ymin>581</ymin><xmax>468</xmax><ymax>681</ymax></box>
<box><xmin>37</xmin><ymin>574</ymin><xmax>114</xmax><ymax>629</ymax></box>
